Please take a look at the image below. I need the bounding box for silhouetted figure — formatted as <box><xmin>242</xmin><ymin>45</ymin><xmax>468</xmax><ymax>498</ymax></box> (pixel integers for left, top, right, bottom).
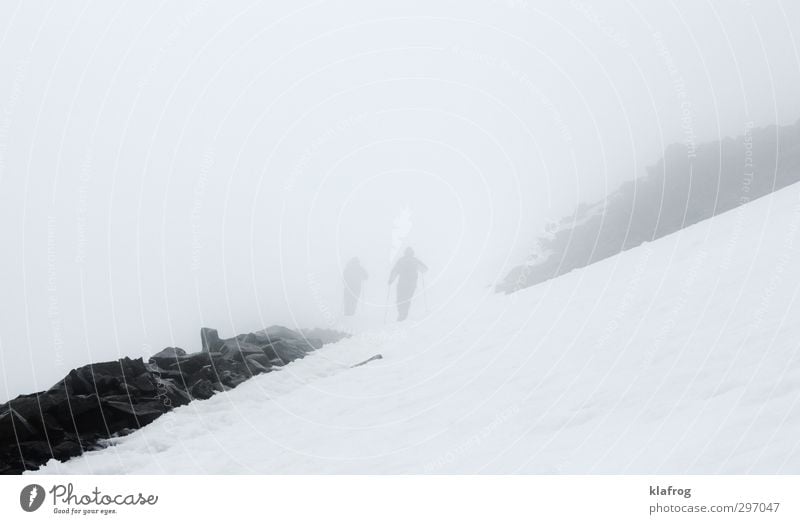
<box><xmin>388</xmin><ymin>247</ymin><xmax>428</xmax><ymax>321</ymax></box>
<box><xmin>343</xmin><ymin>257</ymin><xmax>368</xmax><ymax>316</ymax></box>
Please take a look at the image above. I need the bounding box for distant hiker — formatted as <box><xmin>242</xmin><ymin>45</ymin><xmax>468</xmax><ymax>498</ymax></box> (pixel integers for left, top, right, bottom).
<box><xmin>343</xmin><ymin>257</ymin><xmax>368</xmax><ymax>316</ymax></box>
<box><xmin>388</xmin><ymin>247</ymin><xmax>428</xmax><ymax>321</ymax></box>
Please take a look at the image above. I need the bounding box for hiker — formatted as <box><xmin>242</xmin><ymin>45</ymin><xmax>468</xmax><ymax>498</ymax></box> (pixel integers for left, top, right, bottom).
<box><xmin>388</xmin><ymin>247</ymin><xmax>428</xmax><ymax>321</ymax></box>
<box><xmin>343</xmin><ymin>257</ymin><xmax>368</xmax><ymax>316</ymax></box>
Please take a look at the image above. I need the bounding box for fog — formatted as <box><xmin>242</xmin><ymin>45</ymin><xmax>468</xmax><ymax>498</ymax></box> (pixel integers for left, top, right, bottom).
<box><xmin>1</xmin><ymin>0</ymin><xmax>799</xmax><ymax>401</ymax></box>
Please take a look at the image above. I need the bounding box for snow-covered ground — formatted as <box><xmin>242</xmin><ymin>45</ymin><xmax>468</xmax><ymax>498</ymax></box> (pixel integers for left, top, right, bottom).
<box><xmin>34</xmin><ymin>183</ymin><xmax>800</xmax><ymax>474</ymax></box>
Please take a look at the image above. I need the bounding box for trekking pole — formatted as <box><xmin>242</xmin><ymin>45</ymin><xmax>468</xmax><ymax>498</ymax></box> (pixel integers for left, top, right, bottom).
<box><xmin>421</xmin><ymin>273</ymin><xmax>429</xmax><ymax>314</ymax></box>
<box><xmin>383</xmin><ymin>284</ymin><xmax>391</xmax><ymax>324</ymax></box>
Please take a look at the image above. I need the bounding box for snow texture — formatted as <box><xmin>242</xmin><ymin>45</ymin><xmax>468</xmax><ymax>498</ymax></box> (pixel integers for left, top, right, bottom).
<box><xmin>33</xmin><ymin>183</ymin><xmax>800</xmax><ymax>474</ymax></box>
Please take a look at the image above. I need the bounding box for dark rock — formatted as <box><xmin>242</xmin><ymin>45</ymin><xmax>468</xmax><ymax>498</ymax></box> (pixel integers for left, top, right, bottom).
<box><xmin>0</xmin><ymin>324</ymin><xmax>325</xmax><ymax>474</ymax></box>
<box><xmin>0</xmin><ymin>408</ymin><xmax>39</xmax><ymax>444</ymax></box>
<box><xmin>39</xmin><ymin>413</ymin><xmax>66</xmax><ymax>441</ymax></box>
<box><xmin>306</xmin><ymin>338</ymin><xmax>324</xmax><ymax>350</ymax></box>
<box><xmin>52</xmin><ymin>440</ymin><xmax>82</xmax><ymax>461</ymax></box>
<box><xmin>59</xmin><ymin>369</ymin><xmax>94</xmax><ymax>395</ymax></box>
<box><xmin>213</xmin><ymin>326</ymin><xmax>319</xmax><ymax>367</ymax></box>
<box><xmin>239</xmin><ymin>332</ymin><xmax>271</xmax><ymax>346</ymax></box>
<box><xmin>153</xmin><ymin>378</ymin><xmax>192</xmax><ymax>408</ymax></box>
<box><xmin>5</xmin><ymin>394</ymin><xmax>46</xmax><ymax>422</ymax></box>
<box><xmin>54</xmin><ymin>358</ymin><xmax>149</xmax><ymax>397</ymax></box>
<box><xmin>145</xmin><ymin>363</ymin><xmax>184</xmax><ymax>381</ymax></box>
<box><xmin>168</xmin><ymin>352</ymin><xmax>214</xmax><ymax>376</ymax></box>
<box><xmin>244</xmin><ymin>356</ymin><xmax>271</xmax><ymax>374</ymax></box>
<box><xmin>201</xmin><ymin>327</ymin><xmax>224</xmax><ymax>353</ymax></box>
<box><xmin>103</xmin><ymin>400</ymin><xmax>165</xmax><ymax>425</ymax></box>
<box><xmin>57</xmin><ymin>393</ymin><xmax>102</xmax><ymax>422</ymax></box>
<box><xmin>252</xmin><ymin>326</ymin><xmax>311</xmax><ymax>347</ymax></box>
<box><xmin>151</xmin><ymin>347</ymin><xmax>186</xmax><ymax>360</ymax></box>
<box><xmin>245</xmin><ymin>353</ymin><xmax>272</xmax><ymax>368</ymax></box>
<box><xmin>259</xmin><ymin>325</ymin><xmax>306</xmax><ymax>341</ymax></box>
<box><xmin>218</xmin><ymin>370</ymin><xmax>248</xmax><ymax>388</ymax></box>
<box><xmin>18</xmin><ymin>441</ymin><xmax>54</xmax><ymax>464</ymax></box>
<box><xmin>268</xmin><ymin>339</ymin><xmax>311</xmax><ymax>364</ymax></box>
<box><xmin>220</xmin><ymin>340</ymin><xmax>267</xmax><ymax>362</ymax></box>
<box><xmin>67</xmin><ymin>395</ymin><xmax>124</xmax><ymax>437</ymax></box>
<box><xmin>130</xmin><ymin>372</ymin><xmax>157</xmax><ymax>394</ymax></box>
<box><xmin>189</xmin><ymin>379</ymin><xmax>217</xmax><ymax>400</ymax></box>
<box><xmin>188</xmin><ymin>364</ymin><xmax>218</xmax><ymax>383</ymax></box>
<box><xmin>148</xmin><ymin>347</ymin><xmax>187</xmax><ymax>368</ymax></box>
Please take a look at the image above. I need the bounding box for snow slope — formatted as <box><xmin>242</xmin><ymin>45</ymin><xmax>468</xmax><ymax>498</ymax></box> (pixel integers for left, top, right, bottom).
<box><xmin>34</xmin><ymin>183</ymin><xmax>800</xmax><ymax>474</ymax></box>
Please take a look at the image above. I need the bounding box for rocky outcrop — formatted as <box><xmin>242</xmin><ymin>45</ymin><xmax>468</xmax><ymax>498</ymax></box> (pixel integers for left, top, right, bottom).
<box><xmin>200</xmin><ymin>328</ymin><xmax>223</xmax><ymax>353</ymax></box>
<box><xmin>0</xmin><ymin>325</ymin><xmax>342</xmax><ymax>475</ymax></box>
<box><xmin>499</xmin><ymin>119</ymin><xmax>800</xmax><ymax>292</ymax></box>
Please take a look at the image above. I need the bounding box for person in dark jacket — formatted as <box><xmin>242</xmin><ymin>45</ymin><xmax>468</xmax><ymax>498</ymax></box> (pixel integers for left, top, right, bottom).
<box><xmin>388</xmin><ymin>247</ymin><xmax>428</xmax><ymax>321</ymax></box>
<box><xmin>343</xmin><ymin>257</ymin><xmax>368</xmax><ymax>316</ymax></box>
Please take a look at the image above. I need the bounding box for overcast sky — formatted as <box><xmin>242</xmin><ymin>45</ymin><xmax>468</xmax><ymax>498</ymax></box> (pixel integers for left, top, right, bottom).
<box><xmin>1</xmin><ymin>0</ymin><xmax>799</xmax><ymax>400</ymax></box>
